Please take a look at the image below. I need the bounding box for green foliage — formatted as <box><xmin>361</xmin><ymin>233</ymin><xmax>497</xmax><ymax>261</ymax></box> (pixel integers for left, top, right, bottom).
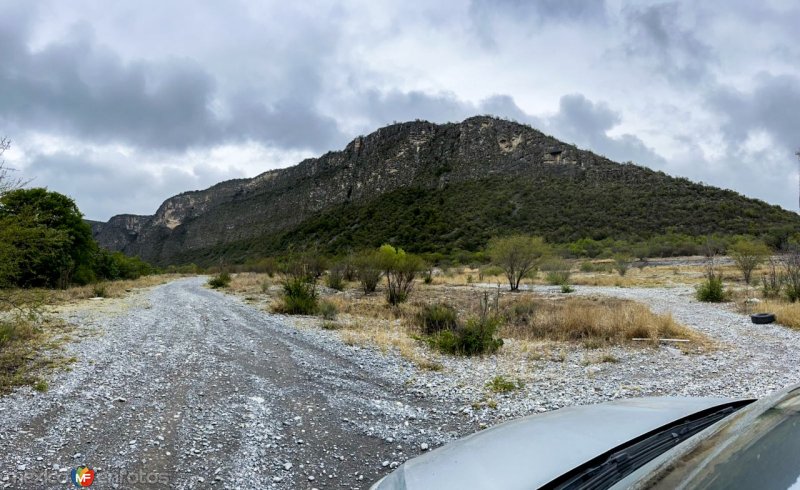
<box><xmin>560</xmin><ymin>284</ymin><xmax>575</xmax><ymax>293</ymax></box>
<box><xmin>354</xmin><ymin>250</ymin><xmax>383</xmax><ymax>294</ymax></box>
<box><xmin>428</xmin><ymin>315</ymin><xmax>503</xmax><ymax>356</ymax></box>
<box><xmin>184</xmin><ymin>167</ymin><xmax>800</xmax><ymax>266</ymax></box>
<box><xmin>488</xmin><ymin>235</ymin><xmax>549</xmax><ymax>291</ymax></box>
<box><xmin>208</xmin><ymin>271</ymin><xmax>232</xmax><ymax>289</ymax></box>
<box><xmin>0</xmin><ymin>188</ymin><xmax>94</xmax><ymax>288</ymax></box>
<box><xmin>278</xmin><ymin>276</ymin><xmax>318</xmax><ymax>315</ymax></box>
<box><xmin>696</xmin><ymin>276</ymin><xmax>726</xmax><ymax>302</ymax></box>
<box><xmin>486</xmin><ymin>375</ymin><xmax>523</xmax><ymax>393</ymax></box>
<box><xmin>761</xmin><ymin>258</ymin><xmax>783</xmax><ymax>298</ymax></box>
<box><xmin>377</xmin><ymin>244</ymin><xmax>424</xmax><ymax>305</ymax></box>
<box><xmin>729</xmin><ymin>238</ymin><xmax>771</xmax><ymax>284</ymax></box>
<box><xmin>416</xmin><ymin>303</ymin><xmax>458</xmax><ymax>335</ymax></box>
<box><xmin>94</xmin><ymin>250</ymin><xmax>153</xmax><ymax>281</ymax></box>
<box><xmin>613</xmin><ymin>254</ymin><xmax>632</xmax><ymax>276</ymax></box>
<box><xmin>0</xmin><ymin>188</ymin><xmax>154</xmax><ymax>289</ymax></box>
<box><xmin>318</xmin><ymin>300</ymin><xmax>338</xmax><ymax>320</ymax></box>
<box><xmin>784</xmin><ymin>251</ymin><xmax>800</xmax><ymax>303</ymax></box>
<box><xmin>325</xmin><ymin>264</ymin><xmax>345</xmax><ymax>291</ymax></box>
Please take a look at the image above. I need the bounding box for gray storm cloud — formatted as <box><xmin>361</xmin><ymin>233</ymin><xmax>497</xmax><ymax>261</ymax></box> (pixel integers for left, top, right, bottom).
<box><xmin>1</xmin><ymin>0</ymin><xmax>798</xmax><ymax>219</ymax></box>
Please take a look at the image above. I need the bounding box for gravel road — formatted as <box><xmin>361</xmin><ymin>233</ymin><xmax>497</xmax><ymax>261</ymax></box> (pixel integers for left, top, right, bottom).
<box><xmin>2</xmin><ymin>278</ymin><xmax>800</xmax><ymax>489</ymax></box>
<box><xmin>0</xmin><ymin>278</ymin><xmax>462</xmax><ymax>489</ymax></box>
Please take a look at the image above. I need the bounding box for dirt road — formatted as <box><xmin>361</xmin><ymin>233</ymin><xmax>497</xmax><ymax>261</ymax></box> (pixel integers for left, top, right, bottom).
<box><xmin>0</xmin><ymin>278</ymin><xmax>458</xmax><ymax>489</ymax></box>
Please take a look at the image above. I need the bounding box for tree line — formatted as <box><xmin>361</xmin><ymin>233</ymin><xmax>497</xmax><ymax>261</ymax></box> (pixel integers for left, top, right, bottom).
<box><xmin>0</xmin><ymin>188</ymin><xmax>153</xmax><ymax>289</ymax></box>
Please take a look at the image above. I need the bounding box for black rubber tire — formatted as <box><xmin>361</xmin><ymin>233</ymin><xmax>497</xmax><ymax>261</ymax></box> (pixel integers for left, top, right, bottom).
<box><xmin>751</xmin><ymin>313</ymin><xmax>776</xmax><ymax>324</ymax></box>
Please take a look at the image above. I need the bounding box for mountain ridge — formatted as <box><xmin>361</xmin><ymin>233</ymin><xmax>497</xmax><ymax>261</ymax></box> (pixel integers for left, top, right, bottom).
<box><xmin>92</xmin><ymin>116</ymin><xmax>800</xmax><ymax>265</ymax></box>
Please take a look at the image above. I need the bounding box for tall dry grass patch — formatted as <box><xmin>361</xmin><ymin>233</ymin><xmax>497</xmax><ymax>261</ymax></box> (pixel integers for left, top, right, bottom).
<box><xmin>757</xmin><ymin>301</ymin><xmax>800</xmax><ymax>330</ymax></box>
<box><xmin>502</xmin><ymin>296</ymin><xmax>707</xmax><ymax>347</ymax></box>
<box><xmin>49</xmin><ymin>274</ymin><xmax>178</xmax><ymax>303</ymax></box>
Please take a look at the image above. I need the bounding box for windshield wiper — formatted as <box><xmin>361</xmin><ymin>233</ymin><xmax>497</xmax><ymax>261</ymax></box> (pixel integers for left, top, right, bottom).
<box><xmin>544</xmin><ymin>400</ymin><xmax>753</xmax><ymax>490</ymax></box>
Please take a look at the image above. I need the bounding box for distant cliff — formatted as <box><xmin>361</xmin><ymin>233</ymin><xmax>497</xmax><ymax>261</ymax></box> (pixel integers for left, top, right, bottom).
<box><xmin>92</xmin><ymin>116</ymin><xmax>800</xmax><ymax>265</ymax></box>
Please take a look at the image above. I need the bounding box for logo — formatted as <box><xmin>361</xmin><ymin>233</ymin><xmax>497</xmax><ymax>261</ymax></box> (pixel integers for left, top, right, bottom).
<box><xmin>70</xmin><ymin>466</ymin><xmax>95</xmax><ymax>487</ymax></box>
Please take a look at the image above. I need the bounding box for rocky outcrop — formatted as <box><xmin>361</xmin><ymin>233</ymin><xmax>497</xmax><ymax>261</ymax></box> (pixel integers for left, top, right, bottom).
<box><xmin>94</xmin><ymin>116</ymin><xmax>603</xmax><ymax>264</ymax></box>
<box><xmin>95</xmin><ymin>115</ymin><xmax>794</xmax><ymax>265</ymax></box>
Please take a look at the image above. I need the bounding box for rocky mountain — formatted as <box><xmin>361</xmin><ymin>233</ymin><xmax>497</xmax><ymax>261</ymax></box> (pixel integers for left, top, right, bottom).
<box><xmin>92</xmin><ymin>116</ymin><xmax>800</xmax><ymax>265</ymax></box>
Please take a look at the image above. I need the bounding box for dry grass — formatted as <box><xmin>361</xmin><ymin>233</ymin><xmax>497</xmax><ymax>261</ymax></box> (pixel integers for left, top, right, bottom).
<box><xmin>755</xmin><ymin>301</ymin><xmax>800</xmax><ymax>330</ymax></box>
<box><xmin>501</xmin><ymin>296</ymin><xmax>709</xmax><ymax>348</ymax></box>
<box><xmin>223</xmin><ymin>270</ymin><xmax>711</xmax><ymax>371</ymax></box>
<box><xmin>42</xmin><ymin>274</ymin><xmax>179</xmax><ymax>304</ymax></box>
<box><xmin>0</xmin><ymin>307</ymin><xmax>76</xmax><ymax>394</ymax></box>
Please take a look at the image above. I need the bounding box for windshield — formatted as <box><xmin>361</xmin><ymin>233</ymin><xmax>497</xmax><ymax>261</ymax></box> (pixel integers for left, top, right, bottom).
<box><xmin>650</xmin><ymin>390</ymin><xmax>800</xmax><ymax>490</ymax></box>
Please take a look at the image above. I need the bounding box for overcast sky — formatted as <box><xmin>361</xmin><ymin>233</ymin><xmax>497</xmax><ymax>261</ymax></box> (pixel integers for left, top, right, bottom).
<box><xmin>2</xmin><ymin>0</ymin><xmax>799</xmax><ymax>220</ymax></box>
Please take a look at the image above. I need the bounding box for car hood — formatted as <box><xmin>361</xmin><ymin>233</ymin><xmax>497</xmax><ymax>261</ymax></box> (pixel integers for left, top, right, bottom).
<box><xmin>372</xmin><ymin>396</ymin><xmax>739</xmax><ymax>490</ymax></box>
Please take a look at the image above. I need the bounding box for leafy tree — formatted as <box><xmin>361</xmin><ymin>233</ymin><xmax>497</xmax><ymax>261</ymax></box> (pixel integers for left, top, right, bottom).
<box><xmin>488</xmin><ymin>235</ymin><xmax>549</xmax><ymax>291</ymax></box>
<box><xmin>377</xmin><ymin>244</ymin><xmax>424</xmax><ymax>305</ymax></box>
<box><xmin>729</xmin><ymin>239</ymin><xmax>771</xmax><ymax>284</ymax></box>
<box><xmin>0</xmin><ymin>188</ymin><xmax>94</xmax><ymax>287</ymax></box>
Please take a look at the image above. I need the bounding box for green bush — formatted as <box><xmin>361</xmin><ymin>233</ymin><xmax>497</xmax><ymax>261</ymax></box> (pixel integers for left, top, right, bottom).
<box><xmin>208</xmin><ymin>272</ymin><xmax>232</xmax><ymax>289</ymax></box>
<box><xmin>378</xmin><ymin>244</ymin><xmax>424</xmax><ymax>305</ymax></box>
<box><xmin>560</xmin><ymin>284</ymin><xmax>575</xmax><ymax>293</ymax></box>
<box><xmin>542</xmin><ymin>259</ymin><xmax>571</xmax><ymax>285</ymax></box>
<box><xmin>279</xmin><ymin>277</ymin><xmax>318</xmax><ymax>315</ymax></box>
<box><xmin>318</xmin><ymin>300</ymin><xmax>338</xmax><ymax>320</ymax></box>
<box><xmin>546</xmin><ymin>270</ymin><xmax>571</xmax><ymax>286</ymax></box>
<box><xmin>786</xmin><ymin>284</ymin><xmax>800</xmax><ymax>303</ymax></box>
<box><xmin>696</xmin><ymin>276</ymin><xmax>726</xmax><ymax>302</ymax></box>
<box><xmin>416</xmin><ymin>303</ymin><xmax>458</xmax><ymax>335</ymax></box>
<box><xmin>325</xmin><ymin>266</ymin><xmax>345</xmax><ymax>291</ymax></box>
<box><xmin>486</xmin><ymin>375</ymin><xmax>522</xmax><ymax>393</ymax></box>
<box><xmin>428</xmin><ymin>315</ymin><xmax>503</xmax><ymax>356</ymax></box>
<box><xmin>613</xmin><ymin>254</ymin><xmax>631</xmax><ymax>276</ymax></box>
<box><xmin>355</xmin><ymin>250</ymin><xmax>383</xmax><ymax>294</ymax></box>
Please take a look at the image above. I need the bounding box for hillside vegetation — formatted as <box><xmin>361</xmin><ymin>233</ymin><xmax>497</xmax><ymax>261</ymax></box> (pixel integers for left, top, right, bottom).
<box><xmin>168</xmin><ymin>172</ymin><xmax>798</xmax><ymax>265</ymax></box>
<box><xmin>90</xmin><ymin>116</ymin><xmax>800</xmax><ymax>266</ymax></box>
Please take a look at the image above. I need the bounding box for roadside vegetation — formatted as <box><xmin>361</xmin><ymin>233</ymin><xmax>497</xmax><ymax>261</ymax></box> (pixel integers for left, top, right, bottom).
<box><xmin>223</xmin><ymin>241</ymin><xmax>719</xmax><ymax>375</ymax></box>
<box><xmin>0</xmin><ymin>147</ymin><xmax>160</xmax><ymax>393</ymax></box>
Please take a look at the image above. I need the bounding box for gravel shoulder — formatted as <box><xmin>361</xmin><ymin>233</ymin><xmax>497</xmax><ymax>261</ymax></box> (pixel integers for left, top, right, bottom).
<box><xmin>1</xmin><ymin>278</ymin><xmax>799</xmax><ymax>489</ymax></box>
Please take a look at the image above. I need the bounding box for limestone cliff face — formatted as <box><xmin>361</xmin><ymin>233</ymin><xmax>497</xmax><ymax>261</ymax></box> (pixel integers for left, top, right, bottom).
<box><xmin>92</xmin><ymin>116</ymin><xmax>608</xmax><ymax>264</ymax></box>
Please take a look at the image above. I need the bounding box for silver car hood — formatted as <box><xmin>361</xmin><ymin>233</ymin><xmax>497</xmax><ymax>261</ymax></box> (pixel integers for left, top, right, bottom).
<box><xmin>372</xmin><ymin>396</ymin><xmax>739</xmax><ymax>490</ymax></box>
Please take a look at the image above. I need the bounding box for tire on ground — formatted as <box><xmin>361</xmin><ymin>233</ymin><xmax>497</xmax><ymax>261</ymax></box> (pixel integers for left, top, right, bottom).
<box><xmin>751</xmin><ymin>313</ymin><xmax>776</xmax><ymax>325</ymax></box>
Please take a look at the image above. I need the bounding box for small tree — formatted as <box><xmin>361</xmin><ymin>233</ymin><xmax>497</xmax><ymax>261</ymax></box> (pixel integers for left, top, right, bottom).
<box><xmin>378</xmin><ymin>244</ymin><xmax>423</xmax><ymax>305</ymax></box>
<box><xmin>761</xmin><ymin>256</ymin><xmax>783</xmax><ymax>298</ymax></box>
<box><xmin>783</xmin><ymin>247</ymin><xmax>800</xmax><ymax>302</ymax></box>
<box><xmin>613</xmin><ymin>254</ymin><xmax>632</xmax><ymax>276</ymax></box>
<box><xmin>487</xmin><ymin>235</ymin><xmax>549</xmax><ymax>291</ymax></box>
<box><xmin>696</xmin><ymin>252</ymin><xmax>726</xmax><ymax>302</ymax></box>
<box><xmin>729</xmin><ymin>239</ymin><xmax>771</xmax><ymax>284</ymax></box>
<box><xmin>354</xmin><ymin>250</ymin><xmax>383</xmax><ymax>294</ymax></box>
